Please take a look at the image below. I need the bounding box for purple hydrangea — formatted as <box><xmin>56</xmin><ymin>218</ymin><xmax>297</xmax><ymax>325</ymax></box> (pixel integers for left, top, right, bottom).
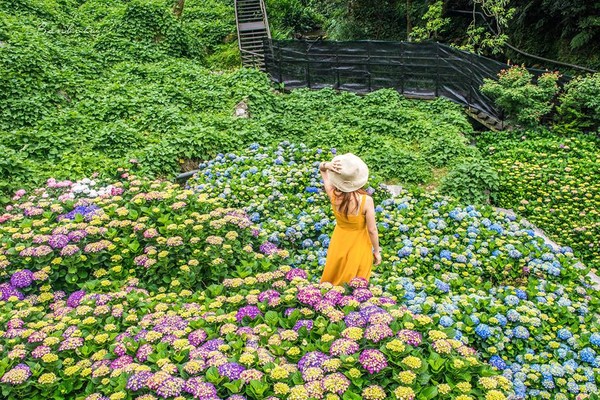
<box><xmin>358</xmin><ymin>349</ymin><xmax>388</xmax><ymax>374</ymax></box>
<box><xmin>235</xmin><ymin>306</ymin><xmax>262</xmax><ymax>323</ymax></box>
<box><xmin>344</xmin><ymin>312</ymin><xmax>367</xmax><ymax>328</ymax></box>
<box><xmin>298</xmin><ymin>351</ymin><xmax>329</xmax><ymax>372</ymax></box>
<box><xmin>10</xmin><ymin>270</ymin><xmax>34</xmax><ymax>289</ymax></box>
<box><xmin>218</xmin><ymin>362</ymin><xmax>246</xmax><ymax>380</ymax></box>
<box><xmin>0</xmin><ymin>283</ymin><xmax>24</xmax><ymax>301</ymax></box>
<box><xmin>184</xmin><ymin>378</ymin><xmax>218</xmax><ymax>398</ymax></box>
<box><xmin>48</xmin><ymin>234</ymin><xmax>69</xmax><ymax>249</ymax></box>
<box><xmin>259</xmin><ymin>241</ymin><xmax>278</xmax><ymax>255</ymax></box>
<box><xmin>126</xmin><ymin>371</ymin><xmax>153</xmax><ymax>391</ymax></box>
<box><xmin>66</xmin><ymin>290</ymin><xmax>86</xmax><ymax>308</ymax></box>
<box><xmin>293</xmin><ymin>319</ymin><xmax>314</xmax><ymax>332</ymax></box>
<box><xmin>285</xmin><ymin>268</ymin><xmax>307</xmax><ymax>281</ymax></box>
<box><xmin>188</xmin><ymin>329</ymin><xmax>208</xmax><ymax>347</ymax></box>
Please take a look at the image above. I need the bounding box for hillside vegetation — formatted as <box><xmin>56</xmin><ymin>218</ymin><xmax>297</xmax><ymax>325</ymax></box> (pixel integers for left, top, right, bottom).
<box><xmin>0</xmin><ymin>0</ymin><xmax>495</xmax><ymax>204</ymax></box>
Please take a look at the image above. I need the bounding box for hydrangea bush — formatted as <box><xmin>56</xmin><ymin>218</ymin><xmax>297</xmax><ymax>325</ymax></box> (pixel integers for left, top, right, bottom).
<box><xmin>189</xmin><ymin>142</ymin><xmax>600</xmax><ymax>399</ymax></box>
<box><xmin>0</xmin><ymin>268</ymin><xmax>512</xmax><ymax>399</ymax></box>
<box><xmin>0</xmin><ymin>173</ymin><xmax>288</xmax><ymax>298</ymax></box>
<box><xmin>476</xmin><ymin>130</ymin><xmax>600</xmax><ymax>266</ymax></box>
<box><xmin>0</xmin><ymin>142</ymin><xmax>598</xmax><ymax>399</ymax></box>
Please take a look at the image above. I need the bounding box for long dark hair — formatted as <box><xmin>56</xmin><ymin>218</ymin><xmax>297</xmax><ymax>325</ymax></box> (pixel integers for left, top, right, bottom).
<box><xmin>333</xmin><ymin>188</ymin><xmax>368</xmax><ymax>215</ymax></box>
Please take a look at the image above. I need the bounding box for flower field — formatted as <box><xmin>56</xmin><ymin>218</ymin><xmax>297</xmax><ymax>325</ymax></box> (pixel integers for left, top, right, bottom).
<box><xmin>0</xmin><ymin>143</ymin><xmax>598</xmax><ymax>399</ymax></box>
<box><xmin>475</xmin><ymin>130</ymin><xmax>600</xmax><ymax>267</ymax></box>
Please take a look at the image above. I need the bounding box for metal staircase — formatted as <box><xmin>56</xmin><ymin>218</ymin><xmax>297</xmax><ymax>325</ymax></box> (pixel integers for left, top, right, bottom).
<box><xmin>234</xmin><ymin>0</ymin><xmax>271</xmax><ymax>70</ymax></box>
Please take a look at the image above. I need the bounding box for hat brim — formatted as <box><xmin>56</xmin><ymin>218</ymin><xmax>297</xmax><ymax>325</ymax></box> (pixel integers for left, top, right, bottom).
<box><xmin>329</xmin><ymin>174</ymin><xmax>368</xmax><ymax>193</ymax></box>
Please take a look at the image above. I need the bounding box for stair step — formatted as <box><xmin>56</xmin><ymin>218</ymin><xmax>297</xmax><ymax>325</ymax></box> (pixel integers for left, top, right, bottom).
<box><xmin>239</xmin><ymin>21</ymin><xmax>266</xmax><ymax>31</ymax></box>
<box><xmin>241</xmin><ymin>43</ymin><xmax>265</xmax><ymax>48</ymax></box>
<box><xmin>240</xmin><ymin>36</ymin><xmax>267</xmax><ymax>41</ymax></box>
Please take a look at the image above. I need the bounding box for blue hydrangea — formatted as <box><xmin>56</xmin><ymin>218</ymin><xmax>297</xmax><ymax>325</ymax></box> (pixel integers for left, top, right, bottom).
<box><xmin>515</xmin><ymin>289</ymin><xmax>528</xmax><ymax>300</ymax></box>
<box><xmin>448</xmin><ymin>209</ymin><xmax>466</xmax><ymax>221</ymax></box>
<box><xmin>489</xmin><ymin>355</ymin><xmax>507</xmax><ymax>370</ymax></box>
<box><xmin>489</xmin><ymin>223</ymin><xmax>504</xmax><ymax>234</ymax></box>
<box><xmin>507</xmin><ymin>309</ymin><xmax>521</xmax><ymax>322</ymax></box>
<box><xmin>375</xmin><ymin>206</ymin><xmax>384</xmax><ymax>213</ymax></box>
<box><xmin>301</xmin><ymin>239</ymin><xmax>313</xmax><ymax>248</ymax></box>
<box><xmin>305</xmin><ymin>186</ymin><xmax>319</xmax><ymax>193</ymax></box>
<box><xmin>404</xmin><ymin>291</ymin><xmax>416</xmax><ymax>300</ymax></box>
<box><xmin>513</xmin><ymin>326</ymin><xmax>530</xmax><ymax>339</ymax></box>
<box><xmin>509</xmin><ymin>249</ymin><xmax>523</xmax><ymax>259</ymax></box>
<box><xmin>561</xmin><ymin>246</ymin><xmax>574</xmax><ymax>254</ymax></box>
<box><xmin>542</xmin><ymin>378</ymin><xmax>555</xmax><ymax>389</ymax></box>
<box><xmin>475</xmin><ymin>324</ymin><xmax>491</xmax><ymax>339</ymax></box>
<box><xmin>579</xmin><ymin>347</ymin><xmax>596</xmax><ymax>364</ymax></box>
<box><xmin>398</xmin><ymin>224</ymin><xmax>409</xmax><ymax>232</ymax></box>
<box><xmin>439</xmin><ymin>316</ymin><xmax>453</xmax><ymax>327</ymax></box>
<box><xmin>513</xmin><ymin>381</ymin><xmax>526</xmax><ymax>397</ymax></box>
<box><xmin>434</xmin><ymin>279</ymin><xmax>450</xmax><ymax>293</ymax></box>
<box><xmin>590</xmin><ymin>333</ymin><xmax>600</xmax><ymax>346</ymax></box>
<box><xmin>567</xmin><ymin>381</ymin><xmax>579</xmax><ymax>394</ymax></box>
<box><xmin>504</xmin><ymin>295</ymin><xmax>520</xmax><ymax>306</ymax></box>
<box><xmin>285</xmin><ymin>227</ymin><xmax>297</xmax><ymax>237</ymax></box>
<box><xmin>250</xmin><ymin>212</ymin><xmax>260</xmax><ymax>222</ymax></box>
<box><xmin>494</xmin><ymin>314</ymin><xmax>508</xmax><ymax>327</ymax></box>
<box><xmin>397</xmin><ymin>246</ymin><xmax>413</xmax><ymax>258</ymax></box>
<box><xmin>455</xmin><ymin>254</ymin><xmax>467</xmax><ymax>263</ymax></box>
<box><xmin>440</xmin><ymin>250</ymin><xmax>452</xmax><ymax>260</ymax></box>
<box><xmin>557</xmin><ymin>329</ymin><xmax>572</xmax><ymax>340</ymax></box>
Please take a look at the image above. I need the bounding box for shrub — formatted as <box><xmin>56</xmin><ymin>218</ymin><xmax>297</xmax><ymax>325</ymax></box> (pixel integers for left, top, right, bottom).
<box><xmin>556</xmin><ymin>72</ymin><xmax>600</xmax><ymax>133</ymax></box>
<box><xmin>421</xmin><ymin>132</ymin><xmax>476</xmax><ymax>168</ymax></box>
<box><xmin>439</xmin><ymin>157</ymin><xmax>499</xmax><ymax>204</ymax></box>
<box><xmin>481</xmin><ymin>65</ymin><xmax>560</xmax><ymax>128</ymax></box>
<box><xmin>363</xmin><ymin>142</ymin><xmax>433</xmax><ymax>185</ymax></box>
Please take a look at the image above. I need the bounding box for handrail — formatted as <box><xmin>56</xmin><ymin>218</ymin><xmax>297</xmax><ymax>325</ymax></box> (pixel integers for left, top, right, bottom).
<box><xmin>233</xmin><ymin>0</ymin><xmax>242</xmax><ymax>57</ymax></box>
<box><xmin>259</xmin><ymin>0</ymin><xmax>271</xmax><ymax>39</ymax></box>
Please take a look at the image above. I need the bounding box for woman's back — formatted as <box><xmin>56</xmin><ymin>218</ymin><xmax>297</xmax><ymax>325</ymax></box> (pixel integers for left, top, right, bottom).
<box><xmin>331</xmin><ymin>193</ymin><xmax>367</xmax><ymax>230</ymax></box>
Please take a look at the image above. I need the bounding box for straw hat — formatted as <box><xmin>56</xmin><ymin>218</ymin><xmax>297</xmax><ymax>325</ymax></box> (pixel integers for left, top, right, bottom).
<box><xmin>328</xmin><ymin>153</ymin><xmax>369</xmax><ymax>192</ymax></box>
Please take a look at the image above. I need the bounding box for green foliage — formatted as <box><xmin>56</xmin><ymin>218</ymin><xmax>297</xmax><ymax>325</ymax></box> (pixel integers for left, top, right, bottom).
<box><xmin>0</xmin><ymin>144</ymin><xmax>30</xmax><ymax>200</ymax></box>
<box><xmin>363</xmin><ymin>142</ymin><xmax>433</xmax><ymax>185</ymax></box>
<box><xmin>265</xmin><ymin>0</ymin><xmax>324</xmax><ymax>36</ymax></box>
<box><xmin>0</xmin><ymin>0</ymin><xmax>492</xmax><ymax>205</ymax></box>
<box><xmin>556</xmin><ymin>73</ymin><xmax>600</xmax><ymax>134</ymax></box>
<box><xmin>421</xmin><ymin>132</ymin><xmax>478</xmax><ymax>168</ymax></box>
<box><xmin>481</xmin><ymin>66</ymin><xmax>560</xmax><ymax>128</ymax></box>
<box><xmin>439</xmin><ymin>157</ymin><xmax>499</xmax><ymax>205</ymax></box>
<box><xmin>410</xmin><ymin>1</ymin><xmax>450</xmax><ymax>42</ymax></box>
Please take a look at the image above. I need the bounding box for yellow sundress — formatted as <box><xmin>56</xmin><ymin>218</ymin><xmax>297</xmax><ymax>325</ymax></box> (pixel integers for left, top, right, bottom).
<box><xmin>320</xmin><ymin>193</ymin><xmax>374</xmax><ymax>286</ymax></box>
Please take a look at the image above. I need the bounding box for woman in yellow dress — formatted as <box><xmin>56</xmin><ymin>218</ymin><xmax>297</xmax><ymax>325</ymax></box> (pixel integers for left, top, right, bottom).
<box><xmin>318</xmin><ymin>153</ymin><xmax>381</xmax><ymax>286</ymax></box>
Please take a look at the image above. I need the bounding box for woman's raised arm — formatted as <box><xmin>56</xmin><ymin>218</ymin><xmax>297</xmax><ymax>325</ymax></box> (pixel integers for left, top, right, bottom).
<box><xmin>319</xmin><ymin>160</ymin><xmax>342</xmax><ymax>200</ymax></box>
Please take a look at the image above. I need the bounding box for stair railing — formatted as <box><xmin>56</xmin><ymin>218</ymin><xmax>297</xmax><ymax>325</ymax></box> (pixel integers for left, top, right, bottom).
<box><xmin>234</xmin><ymin>0</ymin><xmax>271</xmax><ymax>68</ymax></box>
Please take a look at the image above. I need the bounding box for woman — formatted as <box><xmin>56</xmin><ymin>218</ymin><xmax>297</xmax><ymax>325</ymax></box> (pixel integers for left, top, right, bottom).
<box><xmin>319</xmin><ymin>153</ymin><xmax>381</xmax><ymax>286</ymax></box>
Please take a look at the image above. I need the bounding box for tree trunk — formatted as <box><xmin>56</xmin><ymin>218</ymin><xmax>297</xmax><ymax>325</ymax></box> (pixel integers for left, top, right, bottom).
<box><xmin>173</xmin><ymin>0</ymin><xmax>185</xmax><ymax>18</ymax></box>
<box><xmin>406</xmin><ymin>0</ymin><xmax>412</xmax><ymax>41</ymax></box>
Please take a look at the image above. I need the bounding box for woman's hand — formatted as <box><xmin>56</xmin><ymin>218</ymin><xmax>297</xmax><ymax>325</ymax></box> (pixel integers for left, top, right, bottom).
<box><xmin>328</xmin><ymin>160</ymin><xmax>342</xmax><ymax>173</ymax></box>
<box><xmin>373</xmin><ymin>250</ymin><xmax>382</xmax><ymax>266</ymax></box>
